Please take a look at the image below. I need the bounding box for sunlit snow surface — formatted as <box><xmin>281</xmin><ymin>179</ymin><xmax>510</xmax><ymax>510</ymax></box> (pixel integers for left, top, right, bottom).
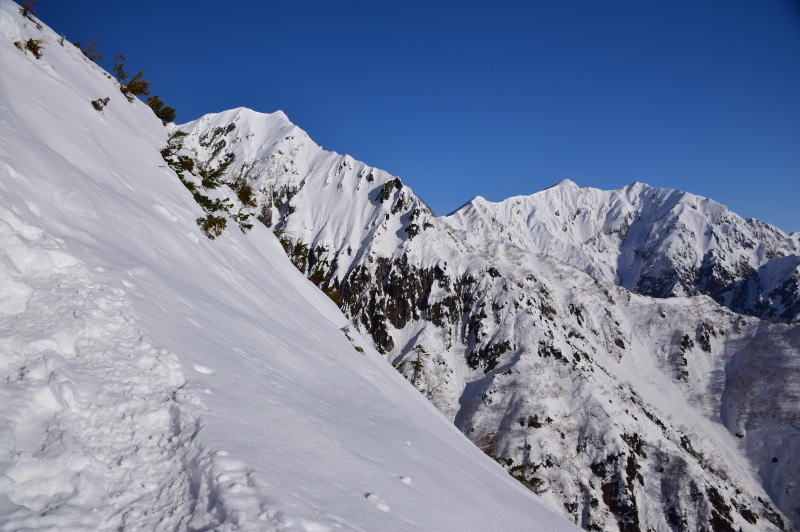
<box><xmin>0</xmin><ymin>2</ymin><xmax>577</xmax><ymax>530</ymax></box>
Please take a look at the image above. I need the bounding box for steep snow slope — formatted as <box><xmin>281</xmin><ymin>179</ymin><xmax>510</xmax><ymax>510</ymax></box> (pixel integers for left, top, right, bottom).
<box><xmin>0</xmin><ymin>2</ymin><xmax>577</xmax><ymax>530</ymax></box>
<box><xmin>447</xmin><ymin>179</ymin><xmax>800</xmax><ymax>320</ymax></box>
<box><xmin>176</xmin><ymin>104</ymin><xmax>799</xmax><ymax>529</ymax></box>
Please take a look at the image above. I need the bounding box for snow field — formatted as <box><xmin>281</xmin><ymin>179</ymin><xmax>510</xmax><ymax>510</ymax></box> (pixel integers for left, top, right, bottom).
<box><xmin>0</xmin><ymin>207</ymin><xmax>274</xmax><ymax>530</ymax></box>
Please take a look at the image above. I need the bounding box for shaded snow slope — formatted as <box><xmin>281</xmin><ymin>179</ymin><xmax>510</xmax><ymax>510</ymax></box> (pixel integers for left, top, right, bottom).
<box><xmin>0</xmin><ymin>2</ymin><xmax>576</xmax><ymax>530</ymax></box>
<box><xmin>175</xmin><ymin>94</ymin><xmax>799</xmax><ymax>529</ymax></box>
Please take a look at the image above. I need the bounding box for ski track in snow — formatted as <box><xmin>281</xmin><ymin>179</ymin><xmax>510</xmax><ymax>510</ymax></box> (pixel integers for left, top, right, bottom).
<box><xmin>0</xmin><ymin>209</ymin><xmax>278</xmax><ymax>531</ymax></box>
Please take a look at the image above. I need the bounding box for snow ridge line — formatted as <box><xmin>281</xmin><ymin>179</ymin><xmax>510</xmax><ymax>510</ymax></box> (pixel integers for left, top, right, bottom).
<box><xmin>0</xmin><ymin>208</ymin><xmax>273</xmax><ymax>531</ymax></box>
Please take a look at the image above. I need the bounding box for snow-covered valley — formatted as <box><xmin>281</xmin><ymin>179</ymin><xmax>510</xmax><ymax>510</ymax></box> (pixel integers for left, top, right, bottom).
<box><xmin>1</xmin><ymin>1</ymin><xmax>798</xmax><ymax>531</ymax></box>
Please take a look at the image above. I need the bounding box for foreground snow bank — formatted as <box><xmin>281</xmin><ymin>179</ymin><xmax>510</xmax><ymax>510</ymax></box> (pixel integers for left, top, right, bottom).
<box><xmin>0</xmin><ymin>1</ymin><xmax>575</xmax><ymax>530</ymax></box>
<box><xmin>0</xmin><ymin>207</ymin><xmax>236</xmax><ymax>530</ymax></box>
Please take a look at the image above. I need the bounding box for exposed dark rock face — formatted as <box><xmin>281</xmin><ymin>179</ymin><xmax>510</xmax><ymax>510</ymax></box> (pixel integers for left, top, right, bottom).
<box><xmin>376</xmin><ymin>177</ymin><xmax>402</xmax><ymax>203</ymax></box>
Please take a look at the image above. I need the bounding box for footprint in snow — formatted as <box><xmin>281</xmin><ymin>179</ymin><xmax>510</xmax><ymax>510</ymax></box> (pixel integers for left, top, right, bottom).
<box><xmin>365</xmin><ymin>493</ymin><xmax>389</xmax><ymax>512</ymax></box>
<box><xmin>192</xmin><ymin>364</ymin><xmax>214</xmax><ymax>375</ymax></box>
<box><xmin>399</xmin><ymin>476</ymin><xmax>412</xmax><ymax>485</ymax></box>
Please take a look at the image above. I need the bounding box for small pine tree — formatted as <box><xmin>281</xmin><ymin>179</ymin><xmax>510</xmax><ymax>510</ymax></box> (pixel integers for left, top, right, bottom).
<box><xmin>113</xmin><ymin>53</ymin><xmax>127</xmax><ymax>81</ymax></box>
<box><xmin>16</xmin><ymin>38</ymin><xmax>44</xmax><ymax>59</ymax></box>
<box><xmin>235</xmin><ymin>183</ymin><xmax>258</xmax><ymax>208</ymax></box>
<box><xmin>176</xmin><ymin>155</ymin><xmax>194</xmax><ymax>172</ymax></box>
<box><xmin>74</xmin><ymin>40</ymin><xmax>102</xmax><ymax>61</ymax></box>
<box><xmin>197</xmin><ymin>215</ymin><xmax>227</xmax><ymax>239</ymax></box>
<box><xmin>20</xmin><ymin>0</ymin><xmax>37</xmax><ymax>18</ymax></box>
<box><xmin>126</xmin><ymin>71</ymin><xmax>150</xmax><ymax>95</ymax></box>
<box><xmin>121</xmin><ymin>71</ymin><xmax>150</xmax><ymax>100</ymax></box>
<box><xmin>146</xmin><ymin>95</ymin><xmax>176</xmax><ymax>125</ymax></box>
<box><xmin>160</xmin><ymin>106</ymin><xmax>177</xmax><ymax>124</ymax></box>
<box><xmin>146</xmin><ymin>94</ymin><xmax>162</xmax><ymax>109</ymax></box>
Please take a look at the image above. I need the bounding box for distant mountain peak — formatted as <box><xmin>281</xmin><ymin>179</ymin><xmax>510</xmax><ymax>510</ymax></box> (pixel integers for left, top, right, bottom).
<box><xmin>551</xmin><ymin>178</ymin><xmax>579</xmax><ymax>189</ymax></box>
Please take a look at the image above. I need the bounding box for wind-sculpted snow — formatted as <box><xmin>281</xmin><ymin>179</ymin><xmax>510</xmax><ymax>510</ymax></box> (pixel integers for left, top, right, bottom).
<box><xmin>178</xmin><ymin>103</ymin><xmax>799</xmax><ymax>530</ymax></box>
<box><xmin>0</xmin><ymin>1</ymin><xmax>577</xmax><ymax>530</ymax></box>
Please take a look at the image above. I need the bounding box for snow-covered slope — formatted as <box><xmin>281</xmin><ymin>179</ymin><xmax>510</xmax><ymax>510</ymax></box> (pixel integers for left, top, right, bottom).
<box><xmin>173</xmin><ymin>92</ymin><xmax>799</xmax><ymax>530</ymax></box>
<box><xmin>0</xmin><ymin>2</ymin><xmax>577</xmax><ymax>530</ymax></box>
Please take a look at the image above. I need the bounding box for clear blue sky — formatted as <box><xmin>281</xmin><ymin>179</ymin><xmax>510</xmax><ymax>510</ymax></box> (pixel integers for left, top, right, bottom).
<box><xmin>38</xmin><ymin>0</ymin><xmax>800</xmax><ymax>232</ymax></box>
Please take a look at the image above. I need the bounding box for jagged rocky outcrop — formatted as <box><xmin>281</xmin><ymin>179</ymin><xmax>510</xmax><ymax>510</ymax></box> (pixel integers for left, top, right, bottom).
<box><xmin>175</xmin><ymin>108</ymin><xmax>799</xmax><ymax>531</ymax></box>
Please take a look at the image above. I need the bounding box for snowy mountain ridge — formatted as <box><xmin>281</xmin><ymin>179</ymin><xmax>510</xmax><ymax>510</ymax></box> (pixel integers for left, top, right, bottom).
<box><xmin>448</xmin><ymin>178</ymin><xmax>800</xmax><ymax>319</ymax></box>
<box><xmin>180</xmin><ymin>106</ymin><xmax>800</xmax><ymax>323</ymax></box>
<box><xmin>173</xmin><ymin>105</ymin><xmax>799</xmax><ymax>531</ymax></box>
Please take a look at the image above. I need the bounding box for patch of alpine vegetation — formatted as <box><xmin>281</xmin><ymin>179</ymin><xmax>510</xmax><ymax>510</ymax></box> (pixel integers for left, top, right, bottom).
<box><xmin>0</xmin><ymin>210</ymin><xmax>272</xmax><ymax>530</ymax></box>
<box><xmin>160</xmin><ymin>130</ymin><xmax>257</xmax><ymax>239</ymax></box>
<box><xmin>175</xmin><ymin>108</ymin><xmax>799</xmax><ymax>531</ymax></box>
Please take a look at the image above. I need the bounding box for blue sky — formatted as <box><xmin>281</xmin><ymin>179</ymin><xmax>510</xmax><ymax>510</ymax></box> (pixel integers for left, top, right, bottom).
<box><xmin>38</xmin><ymin>1</ymin><xmax>800</xmax><ymax>231</ymax></box>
